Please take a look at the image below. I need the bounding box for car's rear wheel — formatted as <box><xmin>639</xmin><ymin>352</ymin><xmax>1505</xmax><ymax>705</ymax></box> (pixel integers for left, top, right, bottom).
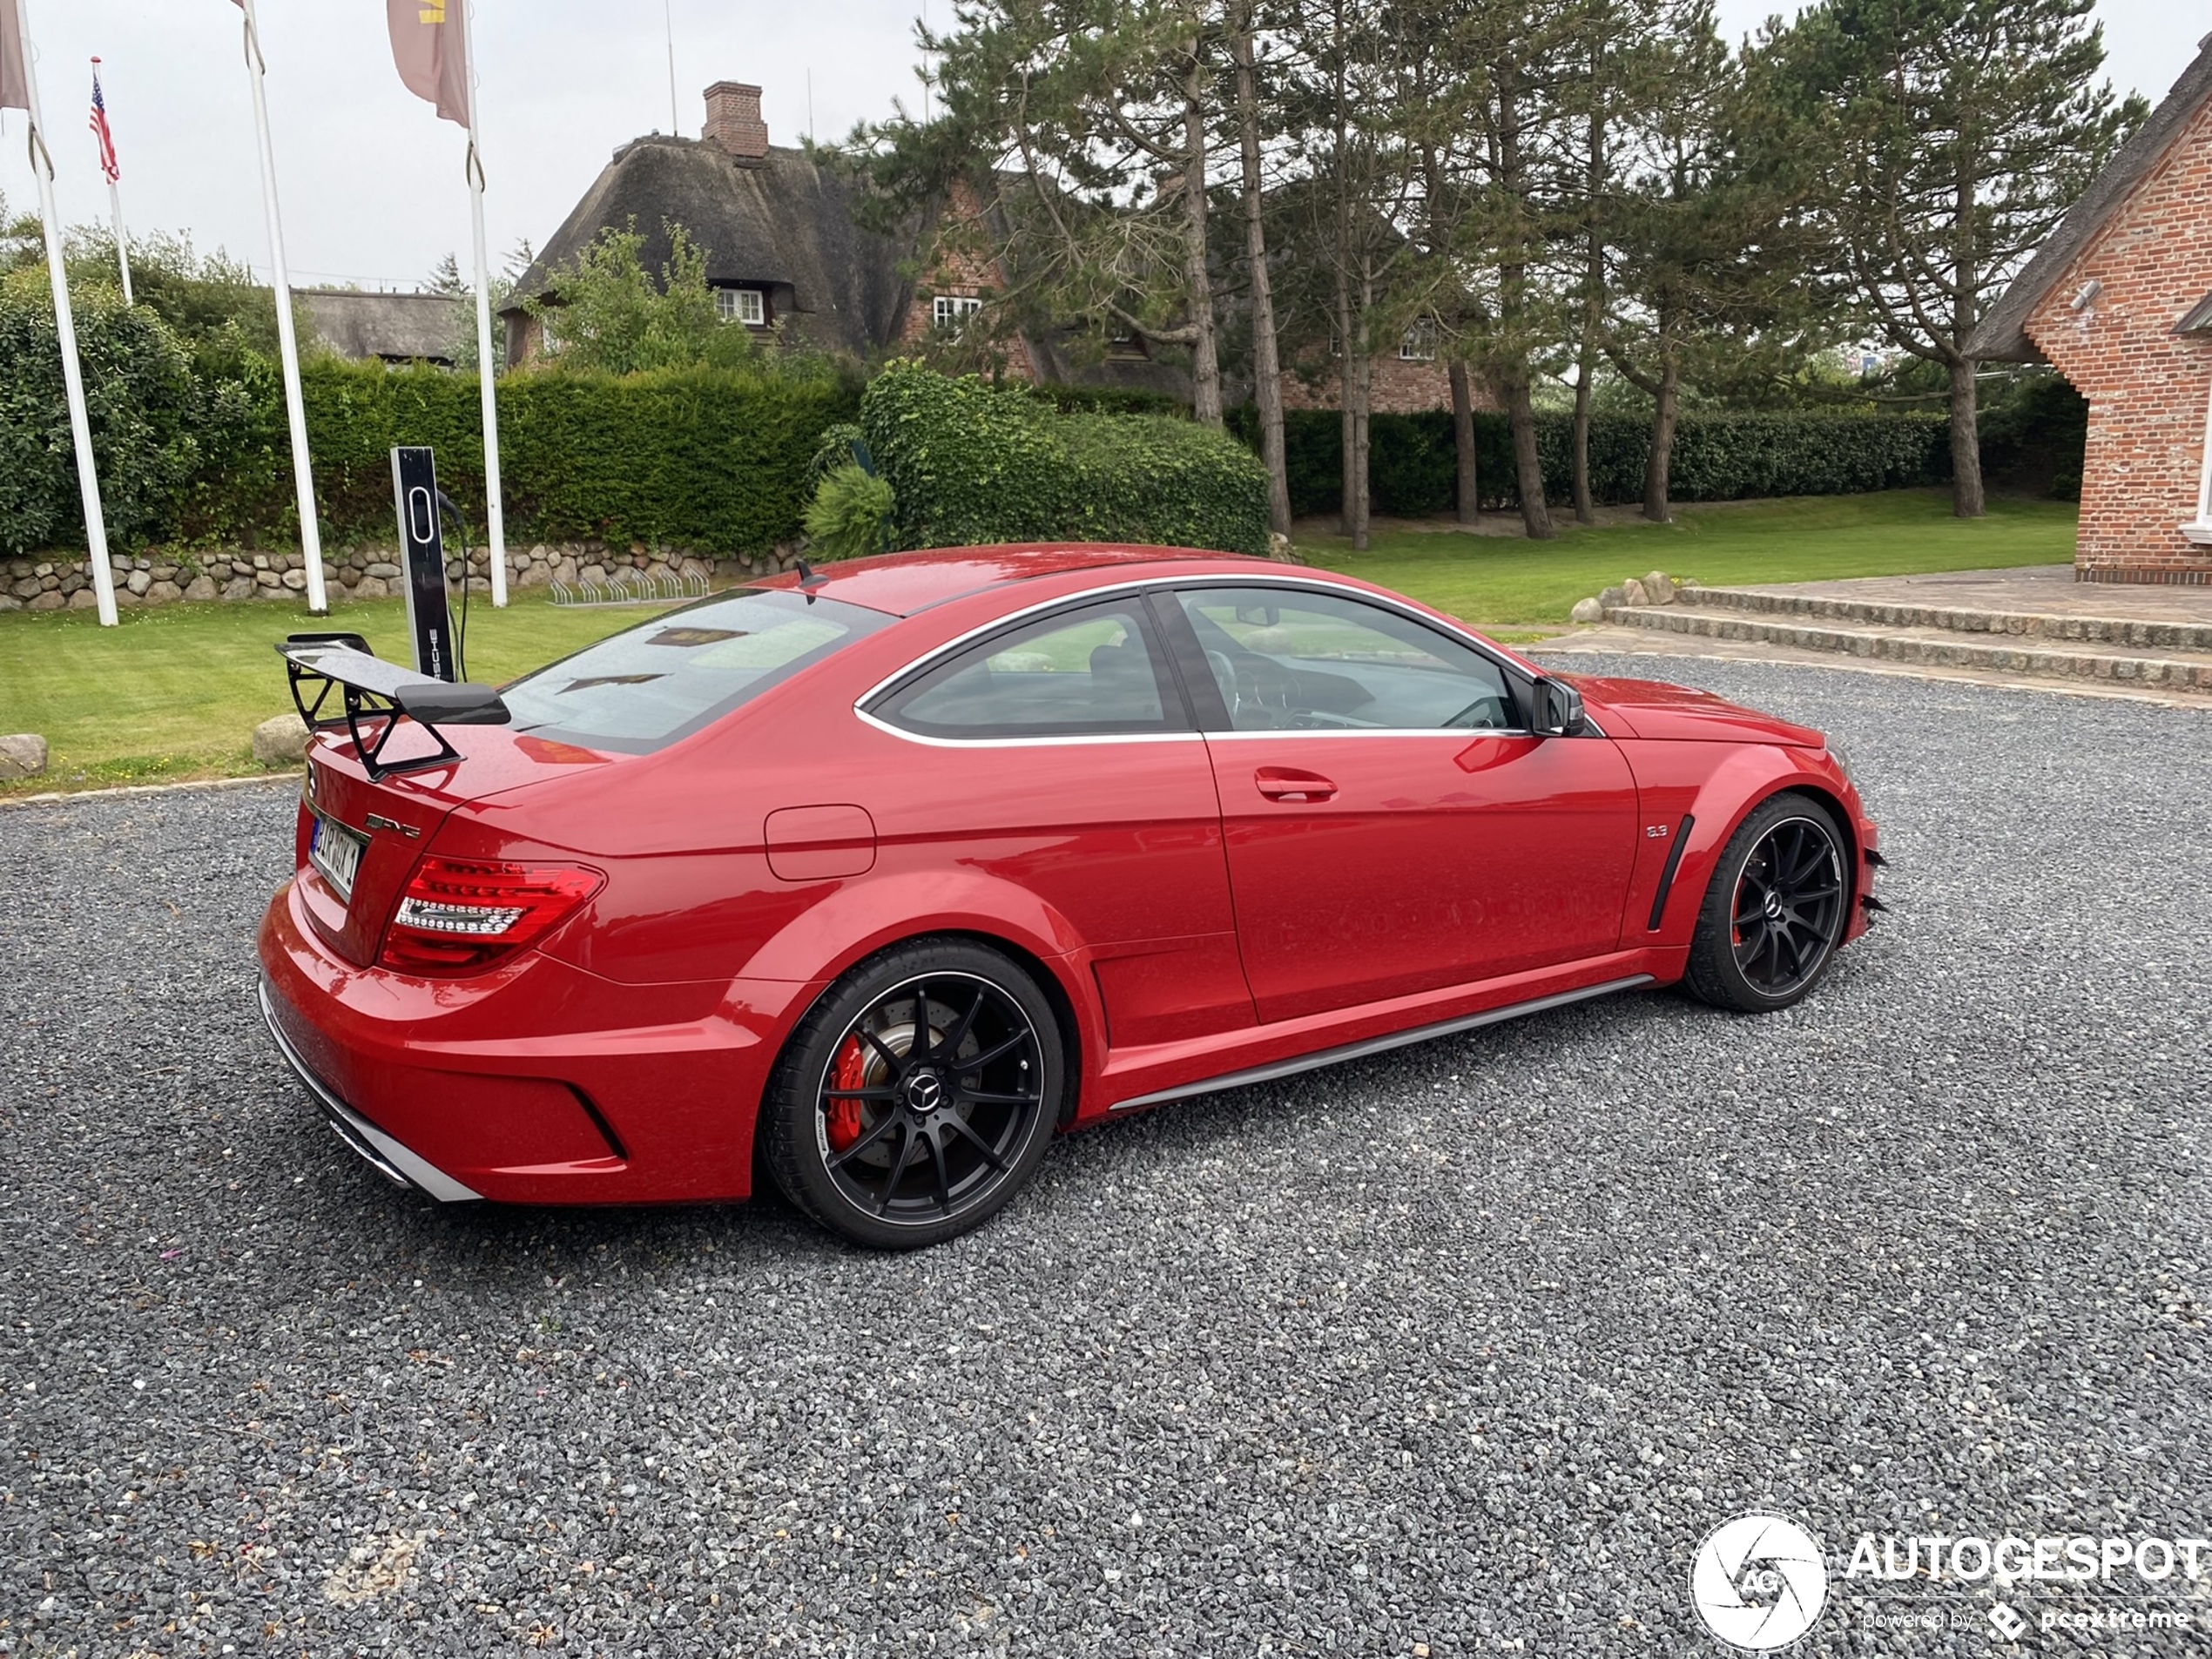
<box><xmin>760</xmin><ymin>939</ymin><xmax>1063</xmax><ymax>1249</ymax></box>
<box><xmin>1684</xmin><ymin>792</ymin><xmax>1851</xmax><ymax>1013</ymax></box>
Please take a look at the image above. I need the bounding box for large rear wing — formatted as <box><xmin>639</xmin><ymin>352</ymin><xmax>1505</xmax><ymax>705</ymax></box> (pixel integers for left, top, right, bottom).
<box><xmin>278</xmin><ymin>633</ymin><xmax>510</xmax><ymax>781</ymax></box>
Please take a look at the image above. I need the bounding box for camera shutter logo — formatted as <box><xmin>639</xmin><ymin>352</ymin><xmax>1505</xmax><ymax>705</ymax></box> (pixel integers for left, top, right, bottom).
<box><xmin>1690</xmin><ymin>1513</ymin><xmax>1829</xmax><ymax>1649</ymax></box>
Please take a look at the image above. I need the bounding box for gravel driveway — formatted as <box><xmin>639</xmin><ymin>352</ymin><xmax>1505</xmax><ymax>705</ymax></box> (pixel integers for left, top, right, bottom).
<box><xmin>3</xmin><ymin>656</ymin><xmax>2208</xmax><ymax>1657</ymax></box>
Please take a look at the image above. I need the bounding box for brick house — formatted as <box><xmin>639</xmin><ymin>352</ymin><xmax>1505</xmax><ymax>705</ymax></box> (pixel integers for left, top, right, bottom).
<box><xmin>1973</xmin><ymin>38</ymin><xmax>2212</xmax><ymax>583</ymax></box>
<box><xmin>1279</xmin><ymin>323</ymin><xmax>1467</xmax><ymax>416</ymax></box>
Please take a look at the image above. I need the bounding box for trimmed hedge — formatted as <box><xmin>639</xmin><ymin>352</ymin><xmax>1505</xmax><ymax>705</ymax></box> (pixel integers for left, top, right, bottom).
<box><xmin>7</xmin><ymin>345</ymin><xmax>858</xmax><ymax>556</ymax></box>
<box><xmin>1231</xmin><ymin>407</ymin><xmax>1952</xmax><ymax>517</ymax></box>
<box><xmin>292</xmin><ymin>360</ymin><xmax>858</xmax><ymax>553</ymax></box>
<box><xmin>860</xmin><ymin>361</ymin><xmax>1271</xmax><ymax>556</ymax></box>
<box><xmin>1031</xmin><ymin>381</ymin><xmax>1191</xmax><ymax>419</ymax></box>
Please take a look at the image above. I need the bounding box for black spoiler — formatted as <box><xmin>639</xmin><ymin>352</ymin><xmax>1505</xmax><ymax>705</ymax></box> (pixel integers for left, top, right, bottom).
<box><xmin>278</xmin><ymin>633</ymin><xmax>510</xmax><ymax>782</ymax></box>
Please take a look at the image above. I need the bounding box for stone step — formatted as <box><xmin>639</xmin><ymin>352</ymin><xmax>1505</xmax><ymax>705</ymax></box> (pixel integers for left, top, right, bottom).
<box><xmin>1602</xmin><ymin>605</ymin><xmax>2212</xmax><ymax>691</ymax></box>
<box><xmin>1673</xmin><ymin>584</ymin><xmax>2212</xmax><ymax>653</ymax></box>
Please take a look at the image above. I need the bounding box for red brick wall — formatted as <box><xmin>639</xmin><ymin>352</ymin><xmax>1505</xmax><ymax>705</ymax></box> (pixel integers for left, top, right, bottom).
<box><xmin>1282</xmin><ymin>351</ymin><xmax>1477</xmax><ymax>415</ymax></box>
<box><xmin>2025</xmin><ymin>97</ymin><xmax>2212</xmax><ymax>584</ymax></box>
<box><xmin>900</xmin><ymin>179</ymin><xmax>1037</xmax><ymax>380</ymax></box>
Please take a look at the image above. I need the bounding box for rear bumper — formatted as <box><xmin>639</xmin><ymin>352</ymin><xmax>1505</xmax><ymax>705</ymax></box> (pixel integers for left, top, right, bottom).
<box><xmin>259</xmin><ymin>980</ymin><xmax>483</xmax><ymax>1202</ymax></box>
<box><xmin>257</xmin><ymin>877</ymin><xmax>813</xmax><ymax>1204</ymax></box>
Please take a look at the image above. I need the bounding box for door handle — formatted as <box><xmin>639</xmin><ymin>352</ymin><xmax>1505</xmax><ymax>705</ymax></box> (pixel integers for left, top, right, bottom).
<box><xmin>1255</xmin><ymin>766</ymin><xmax>1338</xmax><ymax>802</ymax></box>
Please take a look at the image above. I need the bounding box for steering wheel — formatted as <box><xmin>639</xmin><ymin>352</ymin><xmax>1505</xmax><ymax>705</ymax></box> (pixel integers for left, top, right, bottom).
<box><xmin>1442</xmin><ymin>693</ymin><xmax>1507</xmax><ymax>730</ymax></box>
<box><xmin>1206</xmin><ymin>650</ymin><xmax>1244</xmax><ymax>720</ymax></box>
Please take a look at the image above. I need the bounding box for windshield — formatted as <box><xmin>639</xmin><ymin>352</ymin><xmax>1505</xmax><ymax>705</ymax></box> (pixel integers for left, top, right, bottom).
<box><xmin>499</xmin><ymin>588</ymin><xmax>891</xmax><ymax>752</ymax></box>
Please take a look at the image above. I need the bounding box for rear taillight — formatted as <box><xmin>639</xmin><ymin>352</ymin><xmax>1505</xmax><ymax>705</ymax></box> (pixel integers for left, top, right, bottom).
<box><xmin>380</xmin><ymin>856</ymin><xmax>604</xmax><ymax>974</ymax></box>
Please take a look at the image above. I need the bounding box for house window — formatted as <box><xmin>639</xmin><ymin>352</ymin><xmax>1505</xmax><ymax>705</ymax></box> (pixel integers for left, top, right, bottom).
<box><xmin>718</xmin><ymin>287</ymin><xmax>765</xmax><ymax>326</ymax></box>
<box><xmin>933</xmin><ymin>294</ymin><xmax>984</xmax><ymax>331</ymax></box>
<box><xmin>1399</xmin><ymin>319</ymin><xmax>1438</xmax><ymax>361</ymax></box>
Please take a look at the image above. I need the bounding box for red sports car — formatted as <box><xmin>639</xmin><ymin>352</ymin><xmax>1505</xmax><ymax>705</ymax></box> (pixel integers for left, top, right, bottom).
<box><xmin>259</xmin><ymin>545</ymin><xmax>1880</xmax><ymax>1247</ymax></box>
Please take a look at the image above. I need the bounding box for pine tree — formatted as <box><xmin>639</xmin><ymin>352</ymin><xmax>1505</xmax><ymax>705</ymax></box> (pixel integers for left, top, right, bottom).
<box><xmin>1750</xmin><ymin>0</ymin><xmax>2142</xmax><ymax>516</ymax></box>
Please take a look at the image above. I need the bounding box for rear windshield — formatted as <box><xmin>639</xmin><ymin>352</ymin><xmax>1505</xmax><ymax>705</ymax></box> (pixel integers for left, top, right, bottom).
<box><xmin>499</xmin><ymin>588</ymin><xmax>890</xmax><ymax>752</ymax></box>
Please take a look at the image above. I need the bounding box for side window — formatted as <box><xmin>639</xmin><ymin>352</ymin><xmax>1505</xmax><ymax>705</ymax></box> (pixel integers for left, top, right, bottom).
<box><xmin>874</xmin><ymin>600</ymin><xmax>1188</xmax><ymax>739</ymax></box>
<box><xmin>1169</xmin><ymin>587</ymin><xmax>1518</xmax><ymax>732</ymax></box>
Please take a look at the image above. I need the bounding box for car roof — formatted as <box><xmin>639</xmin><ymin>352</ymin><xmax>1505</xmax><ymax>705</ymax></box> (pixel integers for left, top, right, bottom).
<box><xmin>750</xmin><ymin>543</ymin><xmax>1266</xmax><ymax>617</ymax></box>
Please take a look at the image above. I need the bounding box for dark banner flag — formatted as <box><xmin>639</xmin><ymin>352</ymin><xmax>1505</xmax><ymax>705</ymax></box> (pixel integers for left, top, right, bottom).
<box><xmin>388</xmin><ymin>0</ymin><xmax>469</xmax><ymax>127</ymax></box>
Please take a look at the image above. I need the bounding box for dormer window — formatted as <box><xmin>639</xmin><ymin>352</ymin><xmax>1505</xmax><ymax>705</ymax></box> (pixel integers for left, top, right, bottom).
<box><xmin>718</xmin><ymin>287</ymin><xmax>765</xmax><ymax>326</ymax></box>
<box><xmin>933</xmin><ymin>294</ymin><xmax>983</xmax><ymax>332</ymax></box>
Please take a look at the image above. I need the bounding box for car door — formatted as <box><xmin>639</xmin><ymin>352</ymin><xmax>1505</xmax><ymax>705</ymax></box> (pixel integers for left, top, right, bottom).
<box><xmin>862</xmin><ymin>594</ymin><xmax>1254</xmax><ymax>1049</ymax></box>
<box><xmin>1151</xmin><ymin>583</ymin><xmax>1640</xmax><ymax>1025</ymax></box>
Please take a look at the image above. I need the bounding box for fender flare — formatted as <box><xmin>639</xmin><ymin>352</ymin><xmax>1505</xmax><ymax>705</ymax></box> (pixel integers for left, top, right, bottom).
<box><xmin>1657</xmin><ymin>754</ymin><xmax>1860</xmax><ymax>948</ymax></box>
<box><xmin>732</xmin><ymin>867</ymin><xmax>1112</xmax><ymax>1116</ymax></box>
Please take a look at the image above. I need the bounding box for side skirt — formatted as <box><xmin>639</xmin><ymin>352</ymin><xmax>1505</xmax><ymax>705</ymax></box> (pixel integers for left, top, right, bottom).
<box><xmin>1105</xmin><ymin>974</ymin><xmax>1653</xmax><ymax>1112</ymax></box>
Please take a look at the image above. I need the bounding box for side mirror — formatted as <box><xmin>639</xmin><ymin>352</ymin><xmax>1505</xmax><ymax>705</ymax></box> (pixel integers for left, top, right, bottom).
<box><xmin>1528</xmin><ymin>676</ymin><xmax>1585</xmax><ymax>737</ymax></box>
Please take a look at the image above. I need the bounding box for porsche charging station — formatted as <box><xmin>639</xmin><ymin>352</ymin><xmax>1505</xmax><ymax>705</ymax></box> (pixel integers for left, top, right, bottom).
<box><xmin>390</xmin><ymin>446</ymin><xmax>459</xmax><ymax>683</ymax></box>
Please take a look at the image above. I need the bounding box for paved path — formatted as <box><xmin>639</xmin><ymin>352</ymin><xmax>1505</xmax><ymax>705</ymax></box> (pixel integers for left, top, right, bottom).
<box><xmin>3</xmin><ymin>659</ymin><xmax>2209</xmax><ymax>1656</ymax></box>
<box><xmin>1539</xmin><ymin>624</ymin><xmax>2212</xmax><ymax>705</ymax></box>
<box><xmin>1696</xmin><ymin>563</ymin><xmax>2212</xmax><ymax>626</ymax></box>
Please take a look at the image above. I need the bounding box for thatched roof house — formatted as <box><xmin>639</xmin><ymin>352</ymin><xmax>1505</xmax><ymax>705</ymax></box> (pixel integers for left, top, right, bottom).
<box><xmin>501</xmin><ymin>80</ymin><xmax>1193</xmax><ymax>401</ymax></box>
<box><xmin>502</xmin><ymin>89</ymin><xmax>910</xmax><ymax>364</ymax></box>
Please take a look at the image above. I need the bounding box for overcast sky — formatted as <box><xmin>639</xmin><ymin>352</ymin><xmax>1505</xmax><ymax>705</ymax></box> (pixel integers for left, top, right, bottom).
<box><xmin>0</xmin><ymin>0</ymin><xmax>2186</xmax><ymax>293</ymax></box>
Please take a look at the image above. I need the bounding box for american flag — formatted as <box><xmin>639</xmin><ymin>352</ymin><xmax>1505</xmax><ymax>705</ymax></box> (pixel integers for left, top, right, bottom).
<box><xmin>89</xmin><ymin>60</ymin><xmax>119</xmax><ymax>184</ymax></box>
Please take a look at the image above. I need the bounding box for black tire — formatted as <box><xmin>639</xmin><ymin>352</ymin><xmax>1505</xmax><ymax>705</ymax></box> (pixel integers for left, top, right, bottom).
<box><xmin>1683</xmin><ymin>792</ymin><xmax>1851</xmax><ymax>1013</ymax></box>
<box><xmin>759</xmin><ymin>938</ymin><xmax>1064</xmax><ymax>1249</ymax></box>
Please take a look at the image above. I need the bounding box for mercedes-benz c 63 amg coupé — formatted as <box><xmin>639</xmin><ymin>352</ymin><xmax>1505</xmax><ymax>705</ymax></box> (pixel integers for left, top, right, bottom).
<box><xmin>260</xmin><ymin>544</ymin><xmax>1881</xmax><ymax>1247</ymax></box>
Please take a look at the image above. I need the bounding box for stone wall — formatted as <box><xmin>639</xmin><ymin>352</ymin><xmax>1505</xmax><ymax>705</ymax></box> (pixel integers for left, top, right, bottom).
<box><xmin>1</xmin><ymin>543</ymin><xmax>801</xmax><ymax>612</ymax></box>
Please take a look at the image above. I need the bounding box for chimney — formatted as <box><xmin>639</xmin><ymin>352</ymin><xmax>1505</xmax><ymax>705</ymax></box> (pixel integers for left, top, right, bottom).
<box><xmin>704</xmin><ymin>82</ymin><xmax>768</xmax><ymax>163</ymax></box>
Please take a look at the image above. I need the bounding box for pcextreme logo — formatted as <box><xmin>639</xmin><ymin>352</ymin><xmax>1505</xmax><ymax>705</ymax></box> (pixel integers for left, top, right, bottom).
<box><xmin>1690</xmin><ymin>1513</ymin><xmax>1830</xmax><ymax>1650</ymax></box>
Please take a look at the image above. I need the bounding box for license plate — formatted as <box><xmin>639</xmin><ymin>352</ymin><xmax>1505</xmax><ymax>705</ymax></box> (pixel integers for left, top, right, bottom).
<box><xmin>309</xmin><ymin>813</ymin><xmax>367</xmax><ymax>904</ymax></box>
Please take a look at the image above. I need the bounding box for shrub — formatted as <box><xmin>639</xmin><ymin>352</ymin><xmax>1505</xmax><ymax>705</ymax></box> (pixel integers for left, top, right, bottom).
<box><xmin>803</xmin><ymin>422</ymin><xmax>867</xmax><ymax>492</ymax></box>
<box><xmin>1979</xmin><ymin>373</ymin><xmax>2089</xmax><ymax>499</ymax></box>
<box><xmin>1031</xmin><ymin>382</ymin><xmax>1190</xmax><ymax>419</ymax></box>
<box><xmin>0</xmin><ymin>266</ymin><xmax>203</xmax><ymax>552</ymax></box>
<box><xmin>525</xmin><ymin>222</ymin><xmax>755</xmax><ymax>376</ymax></box>
<box><xmin>1237</xmin><ymin>406</ymin><xmax>1952</xmax><ymax>517</ymax></box>
<box><xmin>804</xmin><ymin>463</ymin><xmax>896</xmax><ymax>560</ymax></box>
<box><xmin>860</xmin><ymin>361</ymin><xmax>1269</xmax><ymax>556</ymax></box>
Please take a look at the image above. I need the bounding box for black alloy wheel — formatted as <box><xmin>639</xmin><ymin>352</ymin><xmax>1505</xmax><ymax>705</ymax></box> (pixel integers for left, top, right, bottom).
<box><xmin>1685</xmin><ymin>792</ymin><xmax>1851</xmax><ymax>1013</ymax></box>
<box><xmin>763</xmin><ymin>941</ymin><xmax>1062</xmax><ymax>1248</ymax></box>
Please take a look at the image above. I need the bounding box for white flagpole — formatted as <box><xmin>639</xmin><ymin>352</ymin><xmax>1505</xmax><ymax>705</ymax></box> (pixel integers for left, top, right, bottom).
<box><xmin>107</xmin><ymin>178</ymin><xmax>132</xmax><ymax>304</ymax></box>
<box><xmin>16</xmin><ymin>0</ymin><xmax>117</xmax><ymax>625</ymax></box>
<box><xmin>461</xmin><ymin>0</ymin><xmax>507</xmax><ymax>607</ymax></box>
<box><xmin>239</xmin><ymin>0</ymin><xmax>327</xmax><ymax>615</ymax></box>
<box><xmin>92</xmin><ymin>57</ymin><xmax>130</xmax><ymax>302</ymax></box>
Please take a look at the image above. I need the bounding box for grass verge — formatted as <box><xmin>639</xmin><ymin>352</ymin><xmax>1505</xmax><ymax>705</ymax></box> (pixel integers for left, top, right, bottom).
<box><xmin>1298</xmin><ymin>489</ymin><xmax>2077</xmax><ymax>625</ymax></box>
<box><xmin>2</xmin><ymin>490</ymin><xmax>2080</xmax><ymax>795</ymax></box>
<box><xmin>0</xmin><ymin>590</ymin><xmax>671</xmax><ymax>797</ymax></box>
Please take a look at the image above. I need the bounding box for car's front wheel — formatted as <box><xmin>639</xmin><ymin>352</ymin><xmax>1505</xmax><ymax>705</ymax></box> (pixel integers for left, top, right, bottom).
<box><xmin>1683</xmin><ymin>792</ymin><xmax>1851</xmax><ymax>1013</ymax></box>
<box><xmin>760</xmin><ymin>939</ymin><xmax>1064</xmax><ymax>1248</ymax></box>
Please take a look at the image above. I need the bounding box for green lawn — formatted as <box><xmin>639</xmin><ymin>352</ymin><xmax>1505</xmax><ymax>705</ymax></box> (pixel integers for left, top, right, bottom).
<box><xmin>0</xmin><ymin>489</ymin><xmax>2079</xmax><ymax>795</ymax></box>
<box><xmin>0</xmin><ymin>590</ymin><xmax>672</xmax><ymax>795</ymax></box>
<box><xmin>1300</xmin><ymin>488</ymin><xmax>2077</xmax><ymax>627</ymax></box>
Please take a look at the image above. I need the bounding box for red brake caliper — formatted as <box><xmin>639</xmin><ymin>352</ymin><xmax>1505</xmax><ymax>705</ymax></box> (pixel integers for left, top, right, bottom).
<box><xmin>825</xmin><ymin>1035</ymin><xmax>868</xmax><ymax>1152</ymax></box>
